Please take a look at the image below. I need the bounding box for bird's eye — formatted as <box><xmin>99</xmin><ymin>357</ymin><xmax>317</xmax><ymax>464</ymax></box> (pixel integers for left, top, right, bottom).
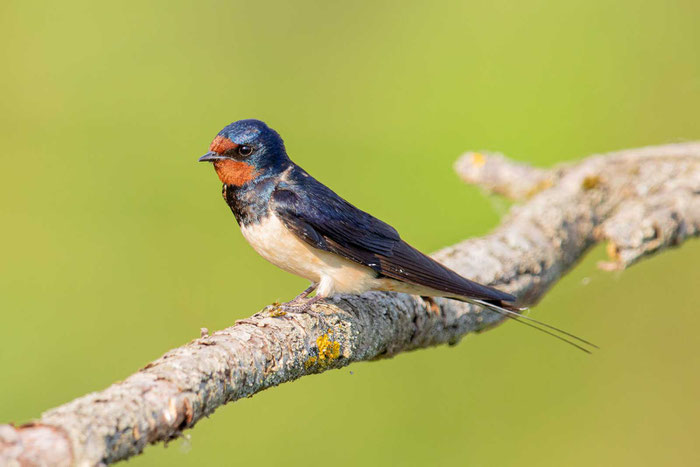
<box><xmin>238</xmin><ymin>145</ymin><xmax>253</xmax><ymax>157</ymax></box>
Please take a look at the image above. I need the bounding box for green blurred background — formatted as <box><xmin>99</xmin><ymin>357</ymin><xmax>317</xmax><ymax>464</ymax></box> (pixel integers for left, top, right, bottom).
<box><xmin>1</xmin><ymin>1</ymin><xmax>699</xmax><ymax>465</ymax></box>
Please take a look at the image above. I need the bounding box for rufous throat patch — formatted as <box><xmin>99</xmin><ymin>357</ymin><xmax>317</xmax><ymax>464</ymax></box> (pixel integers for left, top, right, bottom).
<box><xmin>213</xmin><ymin>160</ymin><xmax>258</xmax><ymax>186</ymax></box>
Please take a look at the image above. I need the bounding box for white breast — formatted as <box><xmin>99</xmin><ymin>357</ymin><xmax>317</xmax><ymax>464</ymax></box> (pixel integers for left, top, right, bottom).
<box><xmin>239</xmin><ymin>214</ymin><xmax>379</xmax><ymax>297</ymax></box>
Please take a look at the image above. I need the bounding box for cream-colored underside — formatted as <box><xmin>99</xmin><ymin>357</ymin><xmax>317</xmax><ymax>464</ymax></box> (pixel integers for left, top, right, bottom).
<box><xmin>240</xmin><ymin>213</ymin><xmax>446</xmax><ymax>298</ymax></box>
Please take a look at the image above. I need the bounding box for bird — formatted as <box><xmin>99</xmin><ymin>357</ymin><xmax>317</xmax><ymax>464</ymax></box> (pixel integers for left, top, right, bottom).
<box><xmin>198</xmin><ymin>119</ymin><xmax>596</xmax><ymax>353</ymax></box>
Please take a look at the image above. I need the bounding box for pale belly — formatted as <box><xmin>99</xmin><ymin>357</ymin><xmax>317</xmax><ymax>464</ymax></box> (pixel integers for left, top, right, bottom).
<box><xmin>239</xmin><ymin>214</ymin><xmax>381</xmax><ymax>297</ymax></box>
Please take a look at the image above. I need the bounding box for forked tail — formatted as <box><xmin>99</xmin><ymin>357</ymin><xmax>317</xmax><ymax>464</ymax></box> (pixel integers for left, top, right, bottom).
<box><xmin>469</xmin><ymin>299</ymin><xmax>598</xmax><ymax>354</ymax></box>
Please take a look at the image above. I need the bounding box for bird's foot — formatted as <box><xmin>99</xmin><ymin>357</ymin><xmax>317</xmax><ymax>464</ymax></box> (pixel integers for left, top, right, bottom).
<box><xmin>288</xmin><ymin>283</ymin><xmax>318</xmax><ymax>304</ymax></box>
<box><xmin>237</xmin><ymin>294</ymin><xmax>326</xmax><ymax>326</ymax></box>
<box><xmin>273</xmin><ymin>295</ymin><xmax>324</xmax><ymax>319</ymax></box>
<box><xmin>266</xmin><ymin>283</ymin><xmax>323</xmax><ymax>318</ymax></box>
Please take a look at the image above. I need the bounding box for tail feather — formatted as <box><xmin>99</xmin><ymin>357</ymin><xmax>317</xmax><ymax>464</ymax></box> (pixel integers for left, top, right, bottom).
<box><xmin>468</xmin><ymin>299</ymin><xmax>598</xmax><ymax>354</ymax></box>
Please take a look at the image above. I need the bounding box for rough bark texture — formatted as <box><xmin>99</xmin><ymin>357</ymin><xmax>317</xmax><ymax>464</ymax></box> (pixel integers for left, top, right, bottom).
<box><xmin>2</xmin><ymin>143</ymin><xmax>698</xmax><ymax>466</ymax></box>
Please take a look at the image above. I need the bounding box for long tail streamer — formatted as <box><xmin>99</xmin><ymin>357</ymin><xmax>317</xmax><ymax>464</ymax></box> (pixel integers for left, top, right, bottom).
<box><xmin>470</xmin><ymin>299</ymin><xmax>598</xmax><ymax>354</ymax></box>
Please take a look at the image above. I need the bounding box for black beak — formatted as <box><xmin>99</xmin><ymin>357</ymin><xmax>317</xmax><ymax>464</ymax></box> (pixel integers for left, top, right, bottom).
<box><xmin>198</xmin><ymin>151</ymin><xmax>227</xmax><ymax>162</ymax></box>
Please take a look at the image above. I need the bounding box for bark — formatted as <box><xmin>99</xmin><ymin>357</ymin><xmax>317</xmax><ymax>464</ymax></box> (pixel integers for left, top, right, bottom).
<box><xmin>1</xmin><ymin>142</ymin><xmax>698</xmax><ymax>466</ymax></box>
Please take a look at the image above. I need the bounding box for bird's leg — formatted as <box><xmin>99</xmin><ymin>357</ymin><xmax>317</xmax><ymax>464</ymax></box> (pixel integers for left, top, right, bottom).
<box><xmin>287</xmin><ymin>283</ymin><xmax>318</xmax><ymax>304</ymax></box>
<box><xmin>283</xmin><ymin>294</ymin><xmax>323</xmax><ymax>311</ymax></box>
<box><xmin>280</xmin><ymin>295</ymin><xmax>323</xmax><ymax>316</ymax></box>
<box><xmin>238</xmin><ymin>283</ymin><xmax>321</xmax><ymax>325</ymax></box>
<box><xmin>276</xmin><ymin>284</ymin><xmax>325</xmax><ymax>318</ymax></box>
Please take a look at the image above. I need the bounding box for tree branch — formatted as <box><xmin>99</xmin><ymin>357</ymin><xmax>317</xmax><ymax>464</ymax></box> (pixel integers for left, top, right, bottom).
<box><xmin>2</xmin><ymin>143</ymin><xmax>699</xmax><ymax>466</ymax></box>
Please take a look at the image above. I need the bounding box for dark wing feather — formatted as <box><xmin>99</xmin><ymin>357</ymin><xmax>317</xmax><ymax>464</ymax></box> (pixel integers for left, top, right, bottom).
<box><xmin>272</xmin><ymin>175</ymin><xmax>515</xmax><ymax>303</ymax></box>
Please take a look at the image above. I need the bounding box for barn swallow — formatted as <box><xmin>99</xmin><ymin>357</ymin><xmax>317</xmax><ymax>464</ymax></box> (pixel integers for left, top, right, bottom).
<box><xmin>199</xmin><ymin>119</ymin><xmax>596</xmax><ymax>353</ymax></box>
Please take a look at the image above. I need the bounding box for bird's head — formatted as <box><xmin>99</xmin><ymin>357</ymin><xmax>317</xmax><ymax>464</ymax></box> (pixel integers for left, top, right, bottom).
<box><xmin>199</xmin><ymin>119</ymin><xmax>290</xmax><ymax>186</ymax></box>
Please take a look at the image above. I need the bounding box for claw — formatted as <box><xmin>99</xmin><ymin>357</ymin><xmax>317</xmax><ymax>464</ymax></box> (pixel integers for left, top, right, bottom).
<box><xmin>287</xmin><ymin>283</ymin><xmax>318</xmax><ymax>305</ymax></box>
<box><xmin>278</xmin><ymin>295</ymin><xmax>324</xmax><ymax>317</ymax></box>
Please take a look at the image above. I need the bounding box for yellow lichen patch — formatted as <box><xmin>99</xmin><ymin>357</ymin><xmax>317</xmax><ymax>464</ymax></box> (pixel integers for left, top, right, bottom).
<box><xmin>606</xmin><ymin>241</ymin><xmax>620</xmax><ymax>261</ymax></box>
<box><xmin>304</xmin><ymin>356</ymin><xmax>318</xmax><ymax>368</ymax></box>
<box><xmin>268</xmin><ymin>308</ymin><xmax>287</xmax><ymax>317</ymax></box>
<box><xmin>471</xmin><ymin>152</ymin><xmax>486</xmax><ymax>167</ymax></box>
<box><xmin>317</xmin><ymin>332</ymin><xmax>341</xmax><ymax>361</ymax></box>
<box><xmin>304</xmin><ymin>330</ymin><xmax>341</xmax><ymax>369</ymax></box>
<box><xmin>525</xmin><ymin>178</ymin><xmax>553</xmax><ymax>198</ymax></box>
<box><xmin>582</xmin><ymin>175</ymin><xmax>602</xmax><ymax>190</ymax></box>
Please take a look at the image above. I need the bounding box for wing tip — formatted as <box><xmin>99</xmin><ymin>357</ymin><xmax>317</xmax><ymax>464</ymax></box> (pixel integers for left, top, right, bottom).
<box><xmin>477</xmin><ymin>285</ymin><xmax>518</xmax><ymax>305</ymax></box>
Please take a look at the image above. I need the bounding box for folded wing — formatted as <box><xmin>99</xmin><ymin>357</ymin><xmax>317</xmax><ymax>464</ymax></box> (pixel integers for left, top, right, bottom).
<box><xmin>271</xmin><ymin>178</ymin><xmax>515</xmax><ymax>304</ymax></box>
